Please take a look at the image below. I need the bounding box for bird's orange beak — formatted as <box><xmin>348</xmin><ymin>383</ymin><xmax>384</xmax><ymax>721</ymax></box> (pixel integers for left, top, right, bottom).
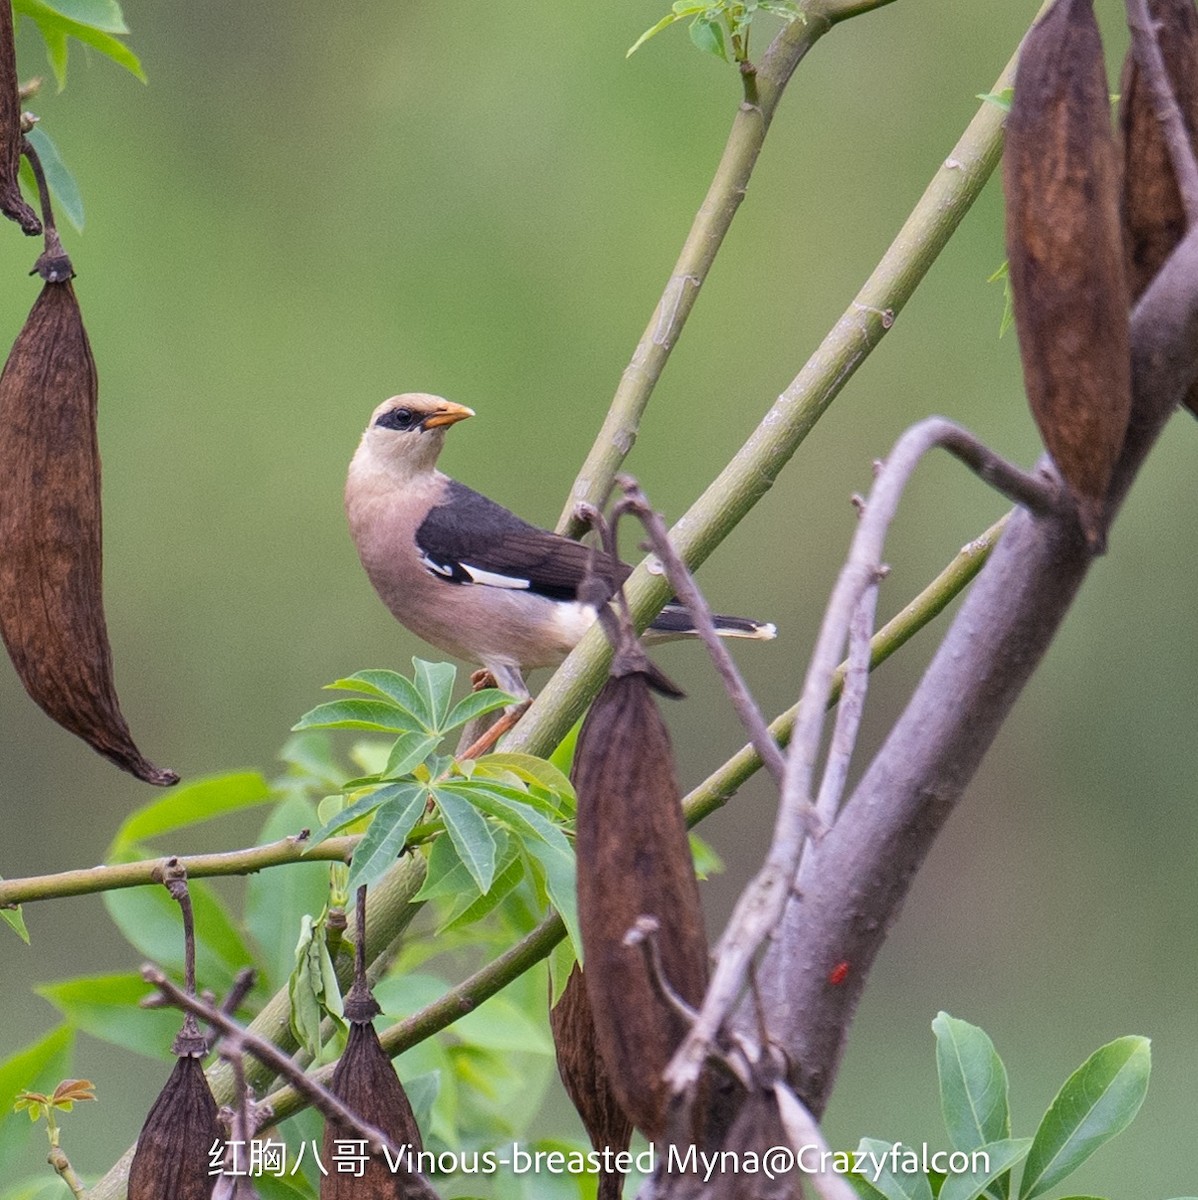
<box><xmin>423</xmin><ymin>402</ymin><xmax>475</xmax><ymax>429</ymax></box>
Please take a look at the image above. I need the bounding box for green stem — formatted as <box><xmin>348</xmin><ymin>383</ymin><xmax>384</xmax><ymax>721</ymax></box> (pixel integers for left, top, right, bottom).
<box><xmin>0</xmin><ymin>834</ymin><xmax>358</xmax><ymax>908</ymax></box>
<box><xmin>556</xmin><ymin>5</ymin><xmax>840</xmax><ymax>536</ymax></box>
<box><xmin>512</xmin><ymin>49</ymin><xmax>1015</xmax><ymax>759</ymax></box>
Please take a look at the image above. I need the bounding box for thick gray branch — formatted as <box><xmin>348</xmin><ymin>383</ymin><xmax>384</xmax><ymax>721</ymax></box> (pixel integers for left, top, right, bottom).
<box><xmin>755</xmin><ymin>221</ymin><xmax>1198</xmax><ymax>1114</ymax></box>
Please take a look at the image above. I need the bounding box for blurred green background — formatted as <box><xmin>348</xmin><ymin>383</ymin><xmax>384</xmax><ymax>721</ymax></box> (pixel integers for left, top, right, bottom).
<box><xmin>1</xmin><ymin>0</ymin><xmax>1196</xmax><ymax>1194</ymax></box>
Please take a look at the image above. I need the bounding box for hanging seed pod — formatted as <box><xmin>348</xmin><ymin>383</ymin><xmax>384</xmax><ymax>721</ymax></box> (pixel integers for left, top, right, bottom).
<box><xmin>128</xmin><ymin>1056</ymin><xmax>221</xmax><ymax>1200</ymax></box>
<box><xmin>1119</xmin><ymin>0</ymin><xmax>1198</xmax><ymax>417</ymax></box>
<box><xmin>550</xmin><ymin>964</ymin><xmax>633</xmax><ymax>1200</ymax></box>
<box><xmin>0</xmin><ymin>1</ymin><xmax>39</xmax><ymax>234</ymax></box>
<box><xmin>321</xmin><ymin>887</ymin><xmax>422</xmax><ymax>1199</ymax></box>
<box><xmin>573</xmin><ymin>664</ymin><xmax>709</xmax><ymax>1142</ymax></box>
<box><xmin>0</xmin><ymin>279</ymin><xmax>178</xmax><ymax>784</ymax></box>
<box><xmin>1004</xmin><ymin>0</ymin><xmax>1131</xmax><ymax>547</ymax></box>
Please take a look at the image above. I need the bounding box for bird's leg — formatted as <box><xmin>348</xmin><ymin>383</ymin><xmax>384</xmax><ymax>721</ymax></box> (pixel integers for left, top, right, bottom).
<box><xmin>456</xmin><ymin>663</ymin><xmax>529</xmax><ymax>755</ymax></box>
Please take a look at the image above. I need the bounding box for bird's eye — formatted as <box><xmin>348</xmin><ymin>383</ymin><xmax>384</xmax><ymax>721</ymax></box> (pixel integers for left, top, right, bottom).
<box><xmin>377</xmin><ymin>407</ymin><xmax>417</xmax><ymax>431</ymax></box>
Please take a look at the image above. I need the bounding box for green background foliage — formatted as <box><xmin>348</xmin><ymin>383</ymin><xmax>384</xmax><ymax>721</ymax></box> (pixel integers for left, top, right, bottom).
<box><xmin>0</xmin><ymin>1</ymin><xmax>1195</xmax><ymax>1196</ymax></box>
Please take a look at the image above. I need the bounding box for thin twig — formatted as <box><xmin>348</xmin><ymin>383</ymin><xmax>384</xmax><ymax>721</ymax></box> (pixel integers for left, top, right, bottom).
<box><xmin>626</xmin><ymin>916</ymin><xmax>701</xmax><ymax>1025</ymax></box>
<box><xmin>771</xmin><ymin>1082</ymin><xmax>861</xmax><ymax>1200</ymax></box>
<box><xmin>812</xmin><ymin>572</ymin><xmax>880</xmax><ymax>825</ymax></box>
<box><xmin>665</xmin><ymin>419</ymin><xmax>1058</xmax><ymax>1093</ymax></box>
<box><xmin>615</xmin><ymin>479</ymin><xmax>797</xmax><ymax>796</ymax></box>
<box><xmin>47</xmin><ymin>1148</ymin><xmax>88</xmax><ymax>1200</ymax></box>
<box><xmin>1126</xmin><ymin>0</ymin><xmax>1198</xmax><ymax>225</ymax></box>
<box><xmin>0</xmin><ymin>832</ymin><xmax>356</xmax><ymax>908</ymax></box>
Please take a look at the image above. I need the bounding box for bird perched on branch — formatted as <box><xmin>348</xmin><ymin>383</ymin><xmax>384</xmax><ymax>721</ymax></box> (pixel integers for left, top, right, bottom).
<box><xmin>345</xmin><ymin>394</ymin><xmax>775</xmax><ymax>695</ymax></box>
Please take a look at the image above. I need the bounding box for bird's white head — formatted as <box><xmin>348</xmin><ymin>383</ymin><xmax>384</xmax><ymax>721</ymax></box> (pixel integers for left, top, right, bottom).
<box><xmin>354</xmin><ymin>393</ymin><xmax>475</xmax><ymax>484</ymax></box>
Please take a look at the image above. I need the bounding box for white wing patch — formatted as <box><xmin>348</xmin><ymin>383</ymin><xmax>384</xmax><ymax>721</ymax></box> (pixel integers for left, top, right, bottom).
<box><xmin>461</xmin><ymin>563</ymin><xmax>532</xmax><ymax>590</ymax></box>
<box><xmin>418</xmin><ymin>547</ymin><xmax>532</xmax><ymax>590</ymax></box>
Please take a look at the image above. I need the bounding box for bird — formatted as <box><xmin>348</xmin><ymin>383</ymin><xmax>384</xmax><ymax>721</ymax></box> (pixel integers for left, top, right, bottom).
<box><xmin>345</xmin><ymin>393</ymin><xmax>776</xmax><ymax>696</ymax></box>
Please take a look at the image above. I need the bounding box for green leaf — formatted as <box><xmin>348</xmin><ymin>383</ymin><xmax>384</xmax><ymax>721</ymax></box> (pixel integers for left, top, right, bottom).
<box><xmin>977</xmin><ymin>87</ymin><xmax>1014</xmax><ymax>113</ymax></box>
<box><xmin>434</xmin><ymin>790</ymin><xmax>498</xmax><ymax>894</ymax></box>
<box><xmin>454</xmin><ymin>990</ymin><xmax>552</xmax><ymax>1054</ymax></box>
<box><xmin>27</xmin><ymin>0</ymin><xmax>128</xmax><ymax>33</ymax></box>
<box><xmin>933</xmin><ymin>1014</ymin><xmax>1011</xmax><ymax>1155</ymax></box>
<box><xmin>22</xmin><ymin>128</ymin><xmax>83</xmax><ymax>231</ymax></box>
<box><xmin>293</xmin><ymin>698</ymin><xmax>422</xmax><ymax>733</ymax></box>
<box><xmin>477</xmin><ymin>753</ymin><xmax>575</xmax><ymax>809</ymax></box>
<box><xmin>326</xmin><ymin>669</ymin><xmax>431</xmax><ymax>728</ymax></box>
<box><xmin>289</xmin><ymin>912</ymin><xmax>344</xmax><ymax>1057</ymax></box>
<box><xmin>103</xmin><ymin>872</ymin><xmax>254</xmax><ymax>996</ymax></box>
<box><xmin>383</xmin><ymin>730</ymin><xmax>441</xmax><ymax>778</ymax></box>
<box><xmin>245</xmin><ymin>794</ymin><xmax>330</xmax><ymax>991</ymax></box>
<box><xmin>413</xmin><ymin>658</ymin><xmax>457</xmax><ymax>730</ymax></box>
<box><xmin>412</xmin><ymin>830</ymin><xmax>485</xmax><ymax>903</ymax></box>
<box><xmin>445</xmin><ymin>687</ymin><xmax>519</xmax><ymax>734</ymax></box>
<box><xmin>109</xmin><ymin>771</ymin><xmax>272</xmax><ymax>852</ymax></box>
<box><xmin>440</xmin><ymin>843</ymin><xmax>524</xmax><ymax>932</ymax></box>
<box><xmin>690</xmin><ymin>831</ymin><xmax>724</xmax><ymax>879</ymax></box>
<box><xmin>522</xmin><ymin>838</ymin><xmax>580</xmax><ymax>960</ymax></box>
<box><xmin>279</xmin><ymin>731</ymin><xmax>345</xmax><ymax>789</ymax></box>
<box><xmin>548</xmin><ymin>716</ymin><xmax>582</xmax><ymax>776</ymax></box>
<box><xmin>14</xmin><ymin>0</ymin><xmax>144</xmax><ymax>87</ymax></box>
<box><xmin>0</xmin><ymin>886</ymin><xmax>29</xmax><ymax>943</ymax></box>
<box><xmin>689</xmin><ymin>15</ymin><xmax>728</xmax><ymax>60</ymax></box>
<box><xmin>547</xmin><ymin>937</ymin><xmax>576</xmax><ymax>1007</ymax></box>
<box><xmin>309</xmin><ymin>780</ymin><xmax>427</xmax><ymax>847</ymax></box>
<box><xmin>36</xmin><ymin>974</ymin><xmax>180</xmax><ymax>1057</ymax></box>
<box><xmin>987</xmin><ymin>260</ymin><xmax>1014</xmax><ymax>338</ymax></box>
<box><xmin>937</xmin><ymin>1140</ymin><xmax>1031</xmax><ymax>1200</ymax></box>
<box><xmin>0</xmin><ymin>1025</ymin><xmax>73</xmax><ymax>1172</ymax></box>
<box><xmin>1019</xmin><ymin>1037</ymin><xmax>1151</xmax><ymax>1200</ymax></box>
<box><xmin>440</xmin><ymin>779</ymin><xmax>569</xmax><ymax>844</ymax></box>
<box><xmin>856</xmin><ymin>1140</ymin><xmax>934</xmax><ymax>1200</ymax></box>
<box><xmin>626</xmin><ymin>11</ymin><xmax>686</xmax><ymax>57</ymax></box>
<box><xmin>347</xmin><ymin>786</ymin><xmax>429</xmax><ymax>891</ymax></box>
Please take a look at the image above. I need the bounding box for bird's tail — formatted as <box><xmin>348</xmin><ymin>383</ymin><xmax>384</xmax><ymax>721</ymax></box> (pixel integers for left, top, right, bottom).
<box><xmin>647</xmin><ymin>604</ymin><xmax>777</xmax><ymax>641</ymax></box>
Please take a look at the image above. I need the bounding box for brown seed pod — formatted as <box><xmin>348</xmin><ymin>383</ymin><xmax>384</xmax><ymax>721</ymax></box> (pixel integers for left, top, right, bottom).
<box><xmin>0</xmin><ymin>1</ymin><xmax>39</xmax><ymax>235</ymax></box>
<box><xmin>320</xmin><ymin>1018</ymin><xmax>424</xmax><ymax>1199</ymax></box>
<box><xmin>0</xmin><ymin>281</ymin><xmax>177</xmax><ymax>785</ymax></box>
<box><xmin>550</xmin><ymin>964</ymin><xmax>633</xmax><ymax>1200</ymax></box>
<box><xmin>573</xmin><ymin>666</ymin><xmax>709</xmax><ymax>1142</ymax></box>
<box><xmin>1004</xmin><ymin>0</ymin><xmax>1132</xmax><ymax>547</ymax></box>
<box><xmin>1119</xmin><ymin>0</ymin><xmax>1198</xmax><ymax>417</ymax></box>
<box><xmin>128</xmin><ymin>1056</ymin><xmax>221</xmax><ymax>1200</ymax></box>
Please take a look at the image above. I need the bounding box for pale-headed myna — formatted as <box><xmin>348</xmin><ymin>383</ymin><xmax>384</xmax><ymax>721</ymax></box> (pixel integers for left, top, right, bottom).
<box><xmin>346</xmin><ymin>394</ymin><xmax>775</xmax><ymax>695</ymax></box>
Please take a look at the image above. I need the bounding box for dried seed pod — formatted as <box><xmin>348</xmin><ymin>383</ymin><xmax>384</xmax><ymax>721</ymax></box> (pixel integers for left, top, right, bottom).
<box><xmin>0</xmin><ymin>1</ymin><xmax>39</xmax><ymax>235</ymax></box>
<box><xmin>128</xmin><ymin>1056</ymin><xmax>221</xmax><ymax>1200</ymax></box>
<box><xmin>573</xmin><ymin>666</ymin><xmax>709</xmax><ymax>1142</ymax></box>
<box><xmin>320</xmin><ymin>1019</ymin><xmax>423</xmax><ymax>1199</ymax></box>
<box><xmin>0</xmin><ymin>281</ymin><xmax>177</xmax><ymax>784</ymax></box>
<box><xmin>550</xmin><ymin>964</ymin><xmax>633</xmax><ymax>1200</ymax></box>
<box><xmin>1119</xmin><ymin>0</ymin><xmax>1198</xmax><ymax>416</ymax></box>
<box><xmin>1004</xmin><ymin>0</ymin><xmax>1131</xmax><ymax>547</ymax></box>
<box><xmin>321</xmin><ymin>886</ymin><xmax>423</xmax><ymax>1199</ymax></box>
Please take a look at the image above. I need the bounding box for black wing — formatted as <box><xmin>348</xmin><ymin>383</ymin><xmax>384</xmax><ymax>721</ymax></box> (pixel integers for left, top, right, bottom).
<box><xmin>415</xmin><ymin>480</ymin><xmax>627</xmax><ymax>602</ymax></box>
